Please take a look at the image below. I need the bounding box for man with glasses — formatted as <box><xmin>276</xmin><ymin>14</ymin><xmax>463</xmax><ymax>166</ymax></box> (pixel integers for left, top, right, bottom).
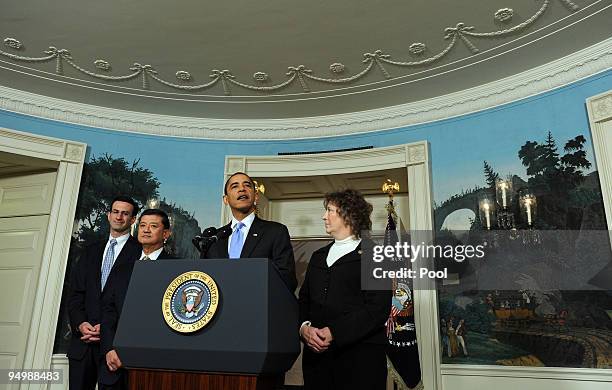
<box><xmin>67</xmin><ymin>196</ymin><xmax>141</xmax><ymax>390</ymax></box>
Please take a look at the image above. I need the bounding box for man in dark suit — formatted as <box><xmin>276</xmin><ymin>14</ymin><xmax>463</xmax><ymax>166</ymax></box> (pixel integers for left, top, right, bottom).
<box><xmin>206</xmin><ymin>172</ymin><xmax>297</xmax><ymax>292</ymax></box>
<box><xmin>67</xmin><ymin>196</ymin><xmax>141</xmax><ymax>390</ymax></box>
<box><xmin>100</xmin><ymin>208</ymin><xmax>174</xmax><ymax>390</ymax></box>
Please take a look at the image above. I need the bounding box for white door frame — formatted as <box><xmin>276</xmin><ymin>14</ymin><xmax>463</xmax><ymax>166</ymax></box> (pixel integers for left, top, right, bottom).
<box><xmin>587</xmin><ymin>90</ymin><xmax>612</xmax><ymax>231</ymax></box>
<box><xmin>0</xmin><ymin>127</ymin><xmax>86</xmax><ymax>390</ymax></box>
<box><xmin>223</xmin><ymin>141</ymin><xmax>443</xmax><ymax>390</ymax></box>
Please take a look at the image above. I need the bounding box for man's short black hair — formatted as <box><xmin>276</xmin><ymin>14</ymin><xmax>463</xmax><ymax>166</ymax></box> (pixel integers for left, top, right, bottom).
<box><xmin>223</xmin><ymin>172</ymin><xmax>255</xmax><ymax>195</ymax></box>
<box><xmin>140</xmin><ymin>208</ymin><xmax>170</xmax><ymax>229</ymax></box>
<box><xmin>109</xmin><ymin>195</ymin><xmax>139</xmax><ymax>217</ymax></box>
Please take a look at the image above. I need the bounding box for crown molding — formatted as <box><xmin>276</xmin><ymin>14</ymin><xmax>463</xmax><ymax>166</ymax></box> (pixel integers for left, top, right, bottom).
<box><xmin>0</xmin><ymin>37</ymin><xmax>610</xmax><ymax>140</ymax></box>
<box><xmin>0</xmin><ymin>1</ymin><xmax>583</xmax><ymax>97</ymax></box>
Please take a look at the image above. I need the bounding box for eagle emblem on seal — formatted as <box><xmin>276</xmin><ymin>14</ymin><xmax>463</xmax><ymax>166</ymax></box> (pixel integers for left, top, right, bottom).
<box><xmin>182</xmin><ymin>286</ymin><xmax>203</xmax><ymax>318</ymax></box>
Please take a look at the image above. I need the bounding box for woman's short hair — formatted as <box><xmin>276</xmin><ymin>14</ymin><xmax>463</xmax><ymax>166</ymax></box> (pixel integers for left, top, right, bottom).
<box><xmin>324</xmin><ymin>189</ymin><xmax>373</xmax><ymax>238</ymax></box>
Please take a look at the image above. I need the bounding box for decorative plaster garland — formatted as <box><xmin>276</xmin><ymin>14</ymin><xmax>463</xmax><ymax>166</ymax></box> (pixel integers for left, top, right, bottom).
<box><xmin>0</xmin><ymin>36</ymin><xmax>609</xmax><ymax>140</ymax></box>
<box><xmin>0</xmin><ymin>1</ymin><xmax>580</xmax><ymax>96</ymax></box>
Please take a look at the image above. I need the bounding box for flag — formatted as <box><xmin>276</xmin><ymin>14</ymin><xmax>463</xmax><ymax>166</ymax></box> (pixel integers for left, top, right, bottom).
<box><xmin>385</xmin><ymin>199</ymin><xmax>422</xmax><ymax>388</ymax></box>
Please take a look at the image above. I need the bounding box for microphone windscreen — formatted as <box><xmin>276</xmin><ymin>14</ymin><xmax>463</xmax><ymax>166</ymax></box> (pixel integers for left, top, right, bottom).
<box><xmin>202</xmin><ymin>227</ymin><xmax>217</xmax><ymax>237</ymax></box>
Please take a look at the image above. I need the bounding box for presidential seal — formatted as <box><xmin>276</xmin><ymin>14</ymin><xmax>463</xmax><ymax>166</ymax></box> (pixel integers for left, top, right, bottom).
<box><xmin>162</xmin><ymin>271</ymin><xmax>219</xmax><ymax>333</ymax></box>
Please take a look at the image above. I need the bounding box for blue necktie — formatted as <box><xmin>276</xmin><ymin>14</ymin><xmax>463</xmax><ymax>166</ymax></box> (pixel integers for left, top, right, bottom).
<box><xmin>229</xmin><ymin>222</ymin><xmax>245</xmax><ymax>259</ymax></box>
<box><xmin>101</xmin><ymin>238</ymin><xmax>117</xmax><ymax>289</ymax></box>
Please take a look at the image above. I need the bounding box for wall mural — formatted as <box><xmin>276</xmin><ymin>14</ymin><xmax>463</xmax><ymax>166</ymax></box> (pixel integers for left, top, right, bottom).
<box><xmin>435</xmin><ymin>131</ymin><xmax>612</xmax><ymax>368</ymax></box>
<box><xmin>0</xmin><ymin>70</ymin><xmax>605</xmax><ymax>370</ymax></box>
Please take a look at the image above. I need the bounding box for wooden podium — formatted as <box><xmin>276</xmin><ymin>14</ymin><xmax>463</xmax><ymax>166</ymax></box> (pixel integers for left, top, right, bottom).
<box><xmin>127</xmin><ymin>369</ymin><xmax>279</xmax><ymax>390</ymax></box>
<box><xmin>114</xmin><ymin>259</ymin><xmax>300</xmax><ymax>390</ymax></box>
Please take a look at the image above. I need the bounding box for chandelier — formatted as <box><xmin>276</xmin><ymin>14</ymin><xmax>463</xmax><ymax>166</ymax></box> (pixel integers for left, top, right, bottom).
<box><xmin>478</xmin><ymin>177</ymin><xmax>537</xmax><ymax>231</ymax></box>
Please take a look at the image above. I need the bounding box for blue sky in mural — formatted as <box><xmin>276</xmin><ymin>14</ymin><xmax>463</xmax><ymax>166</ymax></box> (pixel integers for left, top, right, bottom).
<box><xmin>0</xmin><ymin>70</ymin><xmax>610</xmax><ymax>229</ymax></box>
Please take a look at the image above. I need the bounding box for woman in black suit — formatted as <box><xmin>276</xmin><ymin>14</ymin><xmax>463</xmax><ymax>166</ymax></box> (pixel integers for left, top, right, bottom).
<box><xmin>298</xmin><ymin>189</ymin><xmax>391</xmax><ymax>390</ymax></box>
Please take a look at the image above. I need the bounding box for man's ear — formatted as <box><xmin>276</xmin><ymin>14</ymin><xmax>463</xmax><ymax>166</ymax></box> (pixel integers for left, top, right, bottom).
<box><xmin>223</xmin><ymin>195</ymin><xmax>229</xmax><ymax>205</ymax></box>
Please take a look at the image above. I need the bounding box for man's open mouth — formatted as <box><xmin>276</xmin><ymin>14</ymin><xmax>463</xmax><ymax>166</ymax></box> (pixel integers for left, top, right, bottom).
<box><xmin>237</xmin><ymin>195</ymin><xmax>249</xmax><ymax>200</ymax></box>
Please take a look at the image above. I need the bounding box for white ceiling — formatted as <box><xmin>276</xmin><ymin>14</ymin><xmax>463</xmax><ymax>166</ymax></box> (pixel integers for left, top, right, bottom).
<box><xmin>257</xmin><ymin>168</ymin><xmax>408</xmax><ymax>200</ymax></box>
<box><xmin>0</xmin><ymin>151</ymin><xmax>58</xmax><ymax>177</ymax></box>
<box><xmin>0</xmin><ymin>0</ymin><xmax>610</xmax><ymax>120</ymax></box>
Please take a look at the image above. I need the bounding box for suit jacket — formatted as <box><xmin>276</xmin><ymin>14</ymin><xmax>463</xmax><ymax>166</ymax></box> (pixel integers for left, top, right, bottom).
<box><xmin>67</xmin><ymin>235</ymin><xmax>141</xmax><ymax>360</ymax></box>
<box><xmin>298</xmin><ymin>241</ymin><xmax>391</xmax><ymax>348</ymax></box>
<box><xmin>205</xmin><ymin>216</ymin><xmax>297</xmax><ymax>292</ymax></box>
<box><xmin>99</xmin><ymin>249</ymin><xmax>173</xmax><ymax>385</ymax></box>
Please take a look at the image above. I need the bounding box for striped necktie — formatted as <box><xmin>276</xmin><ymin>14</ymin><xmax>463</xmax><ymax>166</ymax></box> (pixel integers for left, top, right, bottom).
<box><xmin>101</xmin><ymin>238</ymin><xmax>117</xmax><ymax>289</ymax></box>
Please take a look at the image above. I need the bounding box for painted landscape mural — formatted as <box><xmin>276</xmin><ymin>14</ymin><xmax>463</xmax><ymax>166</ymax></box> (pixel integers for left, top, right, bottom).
<box><xmin>435</xmin><ymin>130</ymin><xmax>612</xmax><ymax>368</ymax></box>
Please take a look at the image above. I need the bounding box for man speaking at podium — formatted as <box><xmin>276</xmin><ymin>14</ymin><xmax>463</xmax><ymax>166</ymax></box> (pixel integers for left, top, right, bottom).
<box><xmin>206</xmin><ymin>172</ymin><xmax>297</xmax><ymax>293</ymax></box>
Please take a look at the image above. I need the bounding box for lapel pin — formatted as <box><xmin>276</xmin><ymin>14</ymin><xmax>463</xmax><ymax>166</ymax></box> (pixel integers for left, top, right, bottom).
<box><xmin>253</xmin><ymin>233</ymin><xmax>258</xmax><ymax>237</ymax></box>
<box><xmin>358</xmin><ymin>250</ymin><xmax>362</xmax><ymax>254</ymax></box>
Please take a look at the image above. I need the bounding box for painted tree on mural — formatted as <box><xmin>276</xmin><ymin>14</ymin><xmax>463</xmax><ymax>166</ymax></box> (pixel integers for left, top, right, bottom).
<box><xmin>483</xmin><ymin>160</ymin><xmax>500</xmax><ymax>190</ymax></box>
<box><xmin>74</xmin><ymin>153</ymin><xmax>160</xmax><ymax>243</ymax></box>
<box><xmin>158</xmin><ymin>199</ymin><xmax>201</xmax><ymax>259</ymax></box>
<box><xmin>518</xmin><ymin>131</ymin><xmax>602</xmax><ymax>229</ymax></box>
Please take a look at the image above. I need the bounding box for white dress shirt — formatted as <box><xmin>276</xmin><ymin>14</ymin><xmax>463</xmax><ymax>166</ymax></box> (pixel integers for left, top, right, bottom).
<box><xmin>101</xmin><ymin>232</ymin><xmax>131</xmax><ymax>271</ymax></box>
<box><xmin>227</xmin><ymin>211</ymin><xmax>256</xmax><ymax>253</ymax></box>
<box><xmin>140</xmin><ymin>246</ymin><xmax>164</xmax><ymax>260</ymax></box>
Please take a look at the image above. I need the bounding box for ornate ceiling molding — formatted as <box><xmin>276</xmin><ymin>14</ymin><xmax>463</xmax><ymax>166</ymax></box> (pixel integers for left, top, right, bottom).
<box><xmin>0</xmin><ymin>0</ymin><xmax>585</xmax><ymax>96</ymax></box>
<box><xmin>0</xmin><ymin>37</ymin><xmax>610</xmax><ymax>140</ymax></box>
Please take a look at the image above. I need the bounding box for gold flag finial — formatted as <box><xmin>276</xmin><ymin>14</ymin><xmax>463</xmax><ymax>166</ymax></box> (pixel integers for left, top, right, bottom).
<box><xmin>253</xmin><ymin>180</ymin><xmax>265</xmax><ymax>195</ymax></box>
<box><xmin>382</xmin><ymin>179</ymin><xmax>400</xmax><ymax>197</ymax></box>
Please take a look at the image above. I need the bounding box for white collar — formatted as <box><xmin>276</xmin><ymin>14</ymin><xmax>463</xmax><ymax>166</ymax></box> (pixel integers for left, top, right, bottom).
<box><xmin>141</xmin><ymin>246</ymin><xmax>164</xmax><ymax>260</ymax></box>
<box><xmin>231</xmin><ymin>211</ymin><xmax>256</xmax><ymax>230</ymax></box>
<box><xmin>108</xmin><ymin>232</ymin><xmax>130</xmax><ymax>244</ymax></box>
<box><xmin>333</xmin><ymin>235</ymin><xmax>360</xmax><ymax>246</ymax></box>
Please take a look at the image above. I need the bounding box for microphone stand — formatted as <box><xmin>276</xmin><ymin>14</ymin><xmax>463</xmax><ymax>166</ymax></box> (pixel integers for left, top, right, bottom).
<box><xmin>192</xmin><ymin>226</ymin><xmax>232</xmax><ymax>258</ymax></box>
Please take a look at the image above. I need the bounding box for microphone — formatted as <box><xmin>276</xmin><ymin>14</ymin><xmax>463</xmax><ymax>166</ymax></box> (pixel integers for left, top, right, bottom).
<box><xmin>194</xmin><ymin>225</ymin><xmax>233</xmax><ymax>258</ymax></box>
<box><xmin>202</xmin><ymin>226</ymin><xmax>232</xmax><ymax>242</ymax></box>
<box><xmin>213</xmin><ymin>225</ymin><xmax>232</xmax><ymax>241</ymax></box>
<box><xmin>201</xmin><ymin>226</ymin><xmax>218</xmax><ymax>238</ymax></box>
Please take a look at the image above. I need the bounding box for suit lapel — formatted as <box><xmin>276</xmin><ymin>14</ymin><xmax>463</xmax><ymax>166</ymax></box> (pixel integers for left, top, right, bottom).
<box><xmin>93</xmin><ymin>241</ymin><xmax>106</xmax><ymax>294</ymax></box>
<box><xmin>240</xmin><ymin>217</ymin><xmax>263</xmax><ymax>258</ymax></box>
<box><xmin>111</xmin><ymin>235</ymin><xmax>139</xmax><ymax>269</ymax></box>
<box><xmin>158</xmin><ymin>249</ymin><xmax>175</xmax><ymax>260</ymax></box>
<box><xmin>329</xmin><ymin>242</ymin><xmax>362</xmax><ymax>267</ymax></box>
<box><xmin>310</xmin><ymin>244</ymin><xmax>333</xmax><ymax>269</ymax></box>
<box><xmin>218</xmin><ymin>223</ymin><xmax>231</xmax><ymax>258</ymax></box>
